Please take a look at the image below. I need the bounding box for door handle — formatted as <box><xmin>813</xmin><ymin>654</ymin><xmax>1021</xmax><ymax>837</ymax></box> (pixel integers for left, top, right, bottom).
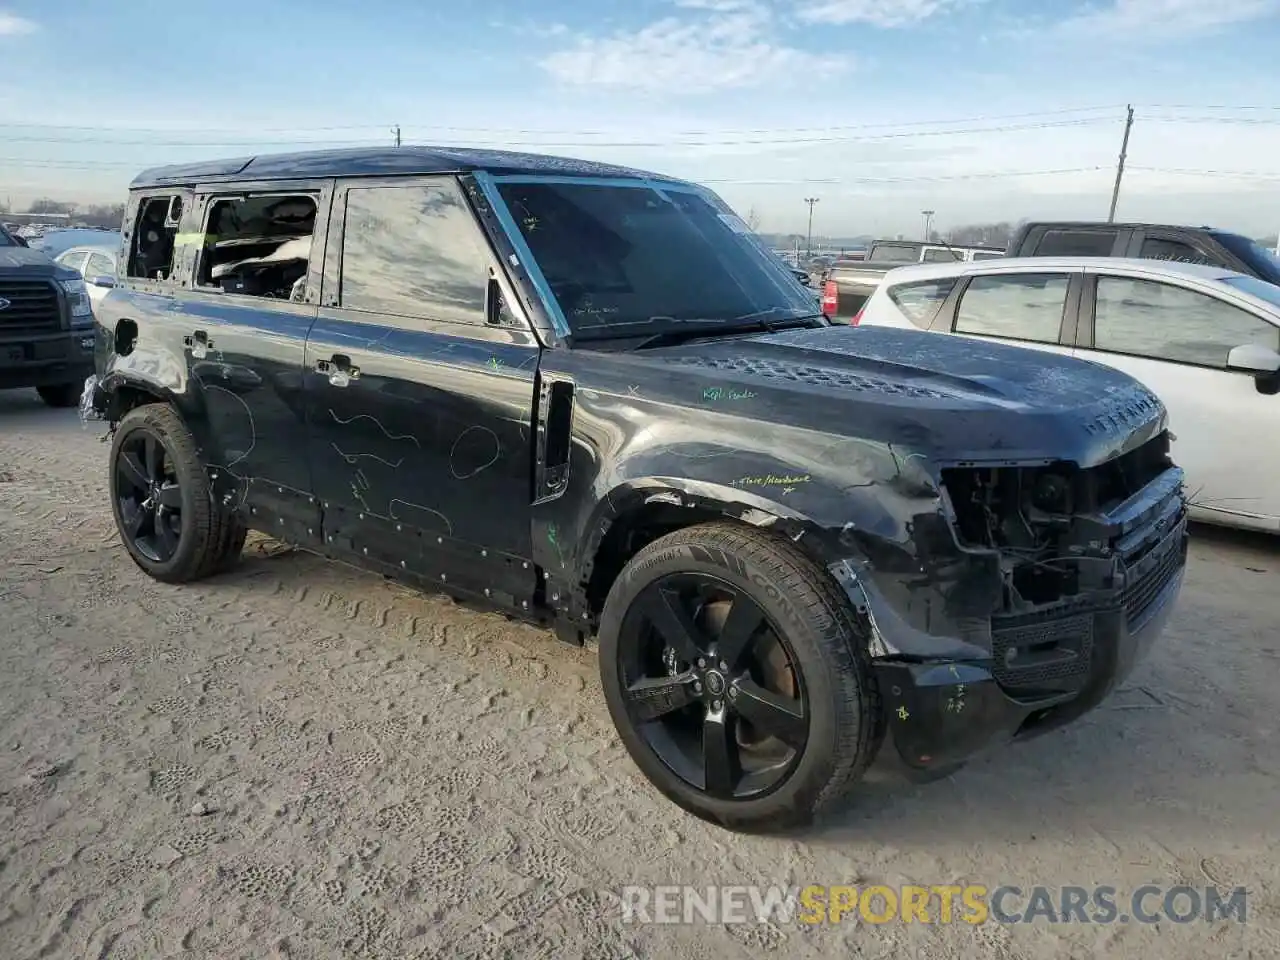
<box><xmin>183</xmin><ymin>330</ymin><xmax>214</xmax><ymax>359</ymax></box>
<box><xmin>316</xmin><ymin>354</ymin><xmax>360</xmax><ymax>388</ymax></box>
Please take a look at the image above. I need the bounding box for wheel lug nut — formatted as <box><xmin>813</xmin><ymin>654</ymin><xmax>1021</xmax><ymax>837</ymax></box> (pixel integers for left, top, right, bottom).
<box><xmin>697</xmin><ymin>658</ymin><xmax>706</xmax><ymax>669</ymax></box>
<box><xmin>712</xmin><ymin>699</ymin><xmax>723</xmax><ymax>712</ymax></box>
<box><xmin>728</xmin><ymin>687</ymin><xmax>737</xmax><ymax>700</ymax></box>
<box><xmin>693</xmin><ymin>682</ymin><xmax>702</xmax><ymax>694</ymax></box>
<box><xmin>718</xmin><ymin>661</ymin><xmax>728</xmax><ymax>672</ymax></box>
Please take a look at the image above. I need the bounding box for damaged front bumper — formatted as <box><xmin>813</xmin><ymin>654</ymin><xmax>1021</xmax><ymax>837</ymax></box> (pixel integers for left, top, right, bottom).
<box><xmin>829</xmin><ymin>470</ymin><xmax>1190</xmax><ymax>773</ymax></box>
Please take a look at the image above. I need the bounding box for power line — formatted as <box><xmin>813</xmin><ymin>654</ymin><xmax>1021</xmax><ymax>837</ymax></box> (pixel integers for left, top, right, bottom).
<box><xmin>0</xmin><ymin>116</ymin><xmax>1118</xmax><ymax>149</ymax></box>
<box><xmin>1128</xmin><ymin>165</ymin><xmax>1280</xmax><ymax>181</ymax></box>
<box><xmin>0</xmin><ymin>105</ymin><xmax>1126</xmax><ymax>139</ymax></box>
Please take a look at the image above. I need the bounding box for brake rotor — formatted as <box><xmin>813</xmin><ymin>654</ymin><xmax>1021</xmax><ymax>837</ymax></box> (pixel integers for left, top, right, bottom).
<box><xmin>701</xmin><ymin>598</ymin><xmax>796</xmax><ymax>753</ymax></box>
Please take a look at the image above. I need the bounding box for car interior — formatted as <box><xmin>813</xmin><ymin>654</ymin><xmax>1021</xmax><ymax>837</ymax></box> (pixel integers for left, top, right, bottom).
<box><xmin>196</xmin><ymin>194</ymin><xmax>317</xmax><ymax>302</ymax></box>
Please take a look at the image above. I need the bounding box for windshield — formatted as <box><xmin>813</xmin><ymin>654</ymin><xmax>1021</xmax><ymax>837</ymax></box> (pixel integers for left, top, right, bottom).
<box><xmin>1214</xmin><ymin>232</ymin><xmax>1280</xmax><ymax>285</ymax></box>
<box><xmin>1221</xmin><ymin>274</ymin><xmax>1280</xmax><ymax>311</ymax></box>
<box><xmin>492</xmin><ymin>178</ymin><xmax>818</xmax><ymax>338</ymax></box>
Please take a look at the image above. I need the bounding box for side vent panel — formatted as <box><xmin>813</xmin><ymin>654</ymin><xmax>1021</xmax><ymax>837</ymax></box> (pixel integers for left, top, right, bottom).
<box><xmin>535</xmin><ymin>377</ymin><xmax>575</xmax><ymax>502</ymax></box>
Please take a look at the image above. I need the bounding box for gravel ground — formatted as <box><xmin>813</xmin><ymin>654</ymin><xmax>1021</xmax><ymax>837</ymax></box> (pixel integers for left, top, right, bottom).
<box><xmin>1</xmin><ymin>388</ymin><xmax>1277</xmax><ymax>960</ymax></box>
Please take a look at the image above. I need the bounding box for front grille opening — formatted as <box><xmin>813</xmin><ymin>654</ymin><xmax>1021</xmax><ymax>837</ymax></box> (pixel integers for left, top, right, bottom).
<box><xmin>943</xmin><ymin>431</ymin><xmax>1175</xmax><ymax>613</ymax></box>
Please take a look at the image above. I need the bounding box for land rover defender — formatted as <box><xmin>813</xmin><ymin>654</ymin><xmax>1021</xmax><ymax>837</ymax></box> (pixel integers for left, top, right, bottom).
<box><xmin>84</xmin><ymin>147</ymin><xmax>1189</xmax><ymax>830</ymax></box>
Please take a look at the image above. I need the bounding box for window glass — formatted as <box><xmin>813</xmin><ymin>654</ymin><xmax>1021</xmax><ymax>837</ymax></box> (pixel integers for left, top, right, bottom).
<box><xmin>1139</xmin><ymin>237</ymin><xmax>1215</xmax><ymax>266</ymax></box>
<box><xmin>887</xmin><ymin>278</ymin><xmax>957</xmax><ymax>328</ymax></box>
<box><xmin>494</xmin><ymin>179</ymin><xmax>815</xmax><ymax>337</ymax></box>
<box><xmin>955</xmin><ymin>274</ymin><xmax>1069</xmax><ymax>343</ymax></box>
<box><xmin>922</xmin><ymin>248</ymin><xmax>963</xmax><ymax>263</ymax></box>
<box><xmin>1093</xmin><ymin>276</ymin><xmax>1280</xmax><ymax>367</ymax></box>
<box><xmin>85</xmin><ymin>252</ymin><xmax>114</xmax><ymax>279</ymax></box>
<box><xmin>971</xmin><ymin>251</ymin><xmax>1004</xmax><ymax>261</ymax></box>
<box><xmin>869</xmin><ymin>243</ymin><xmax>921</xmax><ymax>262</ymax></box>
<box><xmin>340</xmin><ymin>181</ymin><xmax>489</xmax><ymax>324</ymax></box>
<box><xmin>58</xmin><ymin>250</ymin><xmax>89</xmax><ymax>274</ymax></box>
<box><xmin>1035</xmin><ymin>229</ymin><xmax>1114</xmax><ymax>257</ymax></box>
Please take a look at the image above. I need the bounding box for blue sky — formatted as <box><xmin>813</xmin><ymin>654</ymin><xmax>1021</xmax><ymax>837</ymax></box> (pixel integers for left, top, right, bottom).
<box><xmin>3</xmin><ymin>0</ymin><xmax>1280</xmax><ymax>237</ymax></box>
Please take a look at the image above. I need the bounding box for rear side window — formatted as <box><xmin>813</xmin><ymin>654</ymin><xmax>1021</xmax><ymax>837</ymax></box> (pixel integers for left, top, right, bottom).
<box><xmin>1139</xmin><ymin>237</ymin><xmax>1215</xmax><ymax>266</ymax></box>
<box><xmin>922</xmin><ymin>248</ymin><xmax>962</xmax><ymax>263</ymax></box>
<box><xmin>887</xmin><ymin>278</ymin><xmax>957</xmax><ymax>328</ymax></box>
<box><xmin>1035</xmin><ymin>229</ymin><xmax>1115</xmax><ymax>257</ymax></box>
<box><xmin>197</xmin><ymin>193</ymin><xmax>318</xmax><ymax>301</ymax></box>
<box><xmin>971</xmin><ymin>251</ymin><xmax>1003</xmax><ymax>261</ymax></box>
<box><xmin>955</xmin><ymin>273</ymin><xmax>1070</xmax><ymax>344</ymax></box>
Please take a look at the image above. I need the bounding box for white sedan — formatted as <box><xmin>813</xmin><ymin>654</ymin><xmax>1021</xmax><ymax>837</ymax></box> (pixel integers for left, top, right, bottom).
<box><xmin>855</xmin><ymin>256</ymin><xmax>1280</xmax><ymax>533</ymax></box>
<box><xmin>53</xmin><ymin>245</ymin><xmax>119</xmax><ymax>310</ymax></box>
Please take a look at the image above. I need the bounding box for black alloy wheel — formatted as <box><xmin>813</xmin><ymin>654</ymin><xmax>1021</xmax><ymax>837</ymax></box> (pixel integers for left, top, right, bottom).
<box><xmin>109</xmin><ymin>403</ymin><xmax>247</xmax><ymax>583</ymax></box>
<box><xmin>115</xmin><ymin>428</ymin><xmax>185</xmax><ymax>563</ymax></box>
<box><xmin>617</xmin><ymin>574</ymin><xmax>808</xmax><ymax>801</ymax></box>
<box><xmin>598</xmin><ymin>522</ymin><xmax>884</xmax><ymax>831</ymax></box>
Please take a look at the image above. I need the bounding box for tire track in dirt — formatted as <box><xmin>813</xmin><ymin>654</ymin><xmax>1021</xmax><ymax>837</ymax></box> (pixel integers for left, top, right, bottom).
<box><xmin>2</xmin><ymin>406</ymin><xmax>1278</xmax><ymax>959</ymax></box>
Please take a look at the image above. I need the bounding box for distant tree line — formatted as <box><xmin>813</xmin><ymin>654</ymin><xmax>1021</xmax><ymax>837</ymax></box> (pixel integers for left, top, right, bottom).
<box><xmin>0</xmin><ymin>197</ymin><xmax>126</xmax><ymax>230</ymax></box>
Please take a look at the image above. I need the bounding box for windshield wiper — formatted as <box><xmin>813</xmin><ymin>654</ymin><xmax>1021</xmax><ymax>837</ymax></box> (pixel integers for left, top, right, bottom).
<box><xmin>629</xmin><ymin>312</ymin><xmax>820</xmax><ymax>350</ymax></box>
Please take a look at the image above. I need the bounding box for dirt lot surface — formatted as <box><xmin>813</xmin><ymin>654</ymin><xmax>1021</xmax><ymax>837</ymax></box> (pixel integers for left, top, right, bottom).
<box><xmin>1</xmin><ymin>388</ymin><xmax>1277</xmax><ymax>959</ymax></box>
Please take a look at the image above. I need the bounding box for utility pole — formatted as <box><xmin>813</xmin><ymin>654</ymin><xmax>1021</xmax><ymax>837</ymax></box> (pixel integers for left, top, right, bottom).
<box><xmin>804</xmin><ymin>197</ymin><xmax>819</xmax><ymax>257</ymax></box>
<box><xmin>921</xmin><ymin>209</ymin><xmax>935</xmax><ymax>242</ymax></box>
<box><xmin>1107</xmin><ymin>104</ymin><xmax>1134</xmax><ymax>223</ymax></box>
<box><xmin>392</xmin><ymin>124</ymin><xmax>402</xmax><ymax>148</ymax></box>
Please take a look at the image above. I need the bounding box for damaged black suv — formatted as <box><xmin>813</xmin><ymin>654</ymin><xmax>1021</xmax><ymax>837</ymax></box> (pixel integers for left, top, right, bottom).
<box><xmin>85</xmin><ymin>147</ymin><xmax>1189</xmax><ymax>830</ymax></box>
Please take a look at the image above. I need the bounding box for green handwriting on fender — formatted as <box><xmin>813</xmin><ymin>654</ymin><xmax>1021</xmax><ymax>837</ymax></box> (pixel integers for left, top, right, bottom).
<box><xmin>703</xmin><ymin>386</ymin><xmax>756</xmax><ymax>402</ymax></box>
<box><xmin>731</xmin><ymin>474</ymin><xmax>811</xmax><ymax>489</ymax></box>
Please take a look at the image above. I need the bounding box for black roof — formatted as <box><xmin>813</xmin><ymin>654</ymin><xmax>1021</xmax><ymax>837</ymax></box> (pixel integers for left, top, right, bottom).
<box><xmin>1019</xmin><ymin>220</ymin><xmax>1232</xmax><ymax>234</ymax></box>
<box><xmin>130</xmin><ymin>145</ymin><xmax>687</xmax><ymax>189</ymax></box>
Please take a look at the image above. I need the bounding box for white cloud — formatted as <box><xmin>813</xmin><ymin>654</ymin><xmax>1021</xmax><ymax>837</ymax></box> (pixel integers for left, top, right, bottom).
<box><xmin>1054</xmin><ymin>0</ymin><xmax>1280</xmax><ymax>38</ymax></box>
<box><xmin>540</xmin><ymin>2</ymin><xmax>848</xmax><ymax>93</ymax></box>
<box><xmin>0</xmin><ymin>11</ymin><xmax>37</xmax><ymax>35</ymax></box>
<box><xmin>797</xmin><ymin>0</ymin><xmax>974</xmax><ymax>27</ymax></box>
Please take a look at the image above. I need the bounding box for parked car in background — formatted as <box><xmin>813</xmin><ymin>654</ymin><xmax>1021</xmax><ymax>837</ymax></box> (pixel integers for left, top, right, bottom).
<box><xmin>1007</xmin><ymin>221</ymin><xmax>1280</xmax><ymax>286</ymax></box>
<box><xmin>27</xmin><ymin>227</ymin><xmax>122</xmax><ymax>260</ymax></box>
<box><xmin>0</xmin><ymin>223</ymin><xmax>97</xmax><ymax>407</ymax></box>
<box><xmin>85</xmin><ymin>146</ymin><xmax>1187</xmax><ymax>829</ymax></box>
<box><xmin>54</xmin><ymin>246</ymin><xmax>119</xmax><ymax>309</ymax></box>
<box><xmin>820</xmin><ymin>239</ymin><xmax>1006</xmax><ymax>318</ymax></box>
<box><xmin>857</xmin><ymin>256</ymin><xmax>1280</xmax><ymax>533</ymax></box>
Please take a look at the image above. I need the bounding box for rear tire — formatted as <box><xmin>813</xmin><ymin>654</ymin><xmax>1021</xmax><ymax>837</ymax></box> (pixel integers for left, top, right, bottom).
<box><xmin>37</xmin><ymin>382</ymin><xmax>80</xmax><ymax>408</ymax></box>
<box><xmin>109</xmin><ymin>403</ymin><xmax>245</xmax><ymax>583</ymax></box>
<box><xmin>598</xmin><ymin>521</ymin><xmax>883</xmax><ymax>832</ymax></box>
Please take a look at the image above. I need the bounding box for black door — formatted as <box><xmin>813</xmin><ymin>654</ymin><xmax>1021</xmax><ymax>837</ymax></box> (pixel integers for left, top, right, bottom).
<box><xmin>304</xmin><ymin>176</ymin><xmax>541</xmax><ymax>611</ymax></box>
<box><xmin>177</xmin><ymin>180</ymin><xmax>331</xmax><ymax>545</ymax></box>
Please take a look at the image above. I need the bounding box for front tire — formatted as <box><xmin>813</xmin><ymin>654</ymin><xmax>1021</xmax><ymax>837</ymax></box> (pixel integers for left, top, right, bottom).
<box><xmin>598</xmin><ymin>521</ymin><xmax>883</xmax><ymax>831</ymax></box>
<box><xmin>109</xmin><ymin>403</ymin><xmax>245</xmax><ymax>583</ymax></box>
<box><xmin>37</xmin><ymin>382</ymin><xmax>80</xmax><ymax>408</ymax></box>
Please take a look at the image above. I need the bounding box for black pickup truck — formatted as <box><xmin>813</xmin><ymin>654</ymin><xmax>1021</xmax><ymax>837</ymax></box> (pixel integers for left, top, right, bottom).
<box><xmin>0</xmin><ymin>222</ymin><xmax>98</xmax><ymax>406</ymax></box>
<box><xmin>84</xmin><ymin>147</ymin><xmax>1188</xmax><ymax>831</ymax></box>
<box><xmin>1007</xmin><ymin>221</ymin><xmax>1280</xmax><ymax>285</ymax></box>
